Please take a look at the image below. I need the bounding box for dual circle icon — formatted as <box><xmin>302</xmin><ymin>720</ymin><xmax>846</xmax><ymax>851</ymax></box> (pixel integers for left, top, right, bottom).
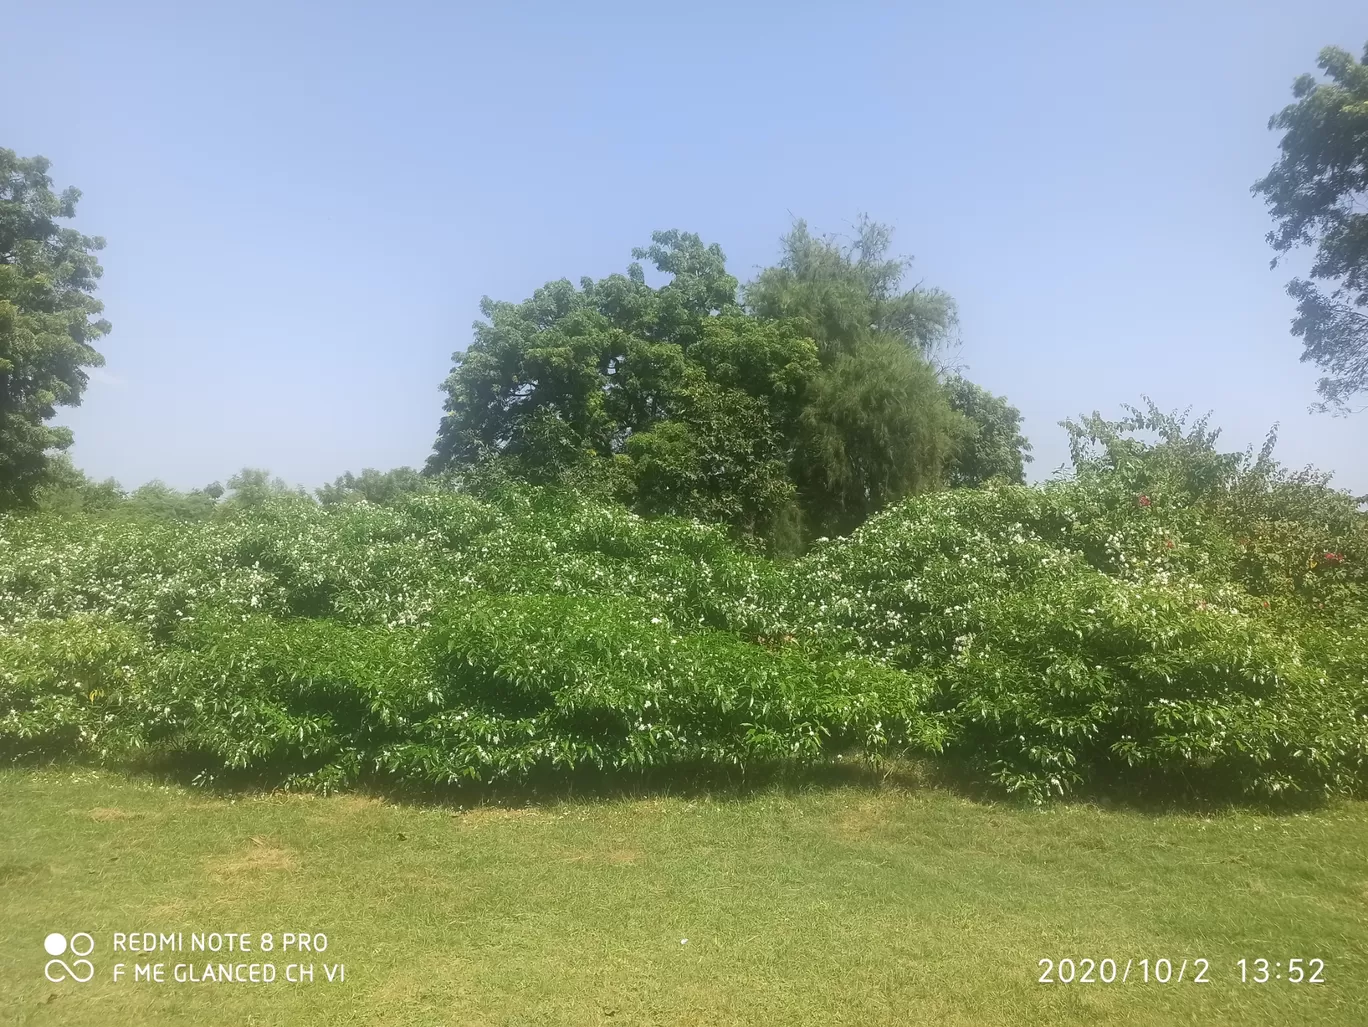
<box><xmin>44</xmin><ymin>932</ymin><xmax>95</xmax><ymax>983</ymax></box>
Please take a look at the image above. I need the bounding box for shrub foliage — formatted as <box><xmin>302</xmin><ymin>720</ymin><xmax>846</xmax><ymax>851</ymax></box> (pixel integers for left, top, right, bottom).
<box><xmin>2</xmin><ymin>408</ymin><xmax>1365</xmax><ymax>802</ymax></box>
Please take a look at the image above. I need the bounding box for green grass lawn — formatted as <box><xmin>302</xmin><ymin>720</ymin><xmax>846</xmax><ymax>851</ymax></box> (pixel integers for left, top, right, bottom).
<box><xmin>2</xmin><ymin>768</ymin><xmax>1365</xmax><ymax>1026</ymax></box>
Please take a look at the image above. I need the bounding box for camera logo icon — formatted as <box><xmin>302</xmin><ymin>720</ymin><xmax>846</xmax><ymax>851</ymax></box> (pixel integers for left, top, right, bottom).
<box><xmin>44</xmin><ymin>933</ymin><xmax>95</xmax><ymax>983</ymax></box>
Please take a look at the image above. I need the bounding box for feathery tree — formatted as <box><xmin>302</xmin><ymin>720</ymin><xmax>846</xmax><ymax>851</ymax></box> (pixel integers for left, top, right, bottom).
<box><xmin>746</xmin><ymin>219</ymin><xmax>1026</xmax><ymax>526</ymax></box>
<box><xmin>798</xmin><ymin>339</ymin><xmax>962</xmax><ymax>533</ymax></box>
<box><xmin>745</xmin><ymin>216</ymin><xmax>957</xmax><ymax>358</ymax></box>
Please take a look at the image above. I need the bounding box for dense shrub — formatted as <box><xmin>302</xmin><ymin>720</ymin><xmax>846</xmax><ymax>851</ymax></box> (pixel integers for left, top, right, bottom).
<box><xmin>388</xmin><ymin>594</ymin><xmax>939</xmax><ymax>784</ymax></box>
<box><xmin>0</xmin><ymin>593</ymin><xmax>936</xmax><ymax>792</ymax></box>
<box><xmin>2</xmin><ymin>412</ymin><xmax>1366</xmax><ymax>802</ymax></box>
<box><xmin>784</xmin><ymin>484</ymin><xmax>1368</xmax><ymax>800</ymax></box>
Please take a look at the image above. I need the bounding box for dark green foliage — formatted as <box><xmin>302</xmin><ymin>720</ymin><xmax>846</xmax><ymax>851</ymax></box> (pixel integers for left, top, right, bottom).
<box><xmin>427</xmin><ymin>231</ymin><xmax>740</xmax><ymax>474</ymax></box>
<box><xmin>426</xmin><ymin>232</ymin><xmax>809</xmax><ymax>539</ymax></box>
<box><xmin>428</xmin><ymin>220</ymin><xmax>1020</xmax><ymax>545</ymax></box>
<box><xmin>1254</xmin><ymin>42</ymin><xmax>1368</xmax><ymax>412</ymax></box>
<box><xmin>744</xmin><ymin>217</ymin><xmax>956</xmax><ymax>358</ymax></box>
<box><xmin>0</xmin><ymin>150</ymin><xmax>110</xmax><ymax>508</ymax></box>
<box><xmin>944</xmin><ymin>375</ymin><xmax>1033</xmax><ymax>486</ymax></box>
<box><xmin>798</xmin><ymin>340</ymin><xmax>961</xmax><ymax>535</ymax></box>
<box><xmin>625</xmin><ymin>381</ymin><xmax>795</xmax><ymax>536</ymax></box>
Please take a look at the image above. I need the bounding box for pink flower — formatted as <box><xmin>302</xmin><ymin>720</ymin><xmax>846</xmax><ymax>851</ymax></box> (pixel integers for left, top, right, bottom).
<box><xmin>1138</xmin><ymin>495</ymin><xmax>1151</xmax><ymax>507</ymax></box>
<box><xmin>1323</xmin><ymin>551</ymin><xmax>1344</xmax><ymax>564</ymax></box>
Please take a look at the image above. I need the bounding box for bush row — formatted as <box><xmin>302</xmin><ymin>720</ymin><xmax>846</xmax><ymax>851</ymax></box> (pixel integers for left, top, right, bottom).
<box><xmin>0</xmin><ymin>597</ymin><xmax>938</xmax><ymax>792</ymax></box>
<box><xmin>2</xmin><ymin>453</ymin><xmax>1365</xmax><ymax>802</ymax></box>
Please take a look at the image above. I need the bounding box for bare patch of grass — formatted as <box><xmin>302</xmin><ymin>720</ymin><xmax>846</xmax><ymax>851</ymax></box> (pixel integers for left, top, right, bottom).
<box><xmin>208</xmin><ymin>837</ymin><xmax>298</xmax><ymax>878</ymax></box>
<box><xmin>86</xmin><ymin>807</ymin><xmax>140</xmax><ymax>822</ymax></box>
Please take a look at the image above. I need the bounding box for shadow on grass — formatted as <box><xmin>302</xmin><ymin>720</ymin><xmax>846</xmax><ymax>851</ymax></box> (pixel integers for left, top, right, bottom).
<box><xmin>6</xmin><ymin>748</ymin><xmax>1341</xmax><ymax>818</ymax></box>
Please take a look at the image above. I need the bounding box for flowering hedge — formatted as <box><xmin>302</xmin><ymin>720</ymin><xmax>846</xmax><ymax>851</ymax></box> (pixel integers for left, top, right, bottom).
<box><xmin>2</xmin><ymin>458</ymin><xmax>1365</xmax><ymax>802</ymax></box>
<box><xmin>784</xmin><ymin>481</ymin><xmax>1368</xmax><ymax>799</ymax></box>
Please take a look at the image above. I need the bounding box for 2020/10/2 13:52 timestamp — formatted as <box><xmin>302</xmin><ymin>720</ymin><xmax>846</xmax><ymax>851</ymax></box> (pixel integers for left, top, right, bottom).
<box><xmin>1036</xmin><ymin>957</ymin><xmax>1327</xmax><ymax>984</ymax></box>
<box><xmin>1239</xmin><ymin>958</ymin><xmax>1326</xmax><ymax>983</ymax></box>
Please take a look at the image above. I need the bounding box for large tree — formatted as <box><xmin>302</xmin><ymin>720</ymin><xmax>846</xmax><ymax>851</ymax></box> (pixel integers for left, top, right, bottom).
<box><xmin>429</xmin><ymin>220</ymin><xmax>1028</xmax><ymax>542</ymax></box>
<box><xmin>0</xmin><ymin>149</ymin><xmax>110</xmax><ymax>507</ymax></box>
<box><xmin>943</xmin><ymin>375</ymin><xmax>1033</xmax><ymax>486</ymax></box>
<box><xmin>797</xmin><ymin>339</ymin><xmax>961</xmax><ymax>533</ymax></box>
<box><xmin>744</xmin><ymin>219</ymin><xmax>1028</xmax><ymax>521</ymax></box>
<box><xmin>1254</xmin><ymin>42</ymin><xmax>1368</xmax><ymax>413</ymax></box>
<box><xmin>427</xmin><ymin>231</ymin><xmax>818</xmax><ymax>539</ymax></box>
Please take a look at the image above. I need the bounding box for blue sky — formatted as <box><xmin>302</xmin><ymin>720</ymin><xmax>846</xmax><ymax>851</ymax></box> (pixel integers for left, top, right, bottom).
<box><xmin>7</xmin><ymin>0</ymin><xmax>1367</xmax><ymax>494</ymax></box>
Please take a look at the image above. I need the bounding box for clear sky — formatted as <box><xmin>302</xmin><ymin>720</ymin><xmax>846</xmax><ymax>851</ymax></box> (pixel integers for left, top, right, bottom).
<box><xmin>6</xmin><ymin>0</ymin><xmax>1367</xmax><ymax>495</ymax></box>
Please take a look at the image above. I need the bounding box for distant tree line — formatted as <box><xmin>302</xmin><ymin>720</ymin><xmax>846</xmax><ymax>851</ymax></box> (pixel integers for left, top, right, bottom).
<box><xmin>34</xmin><ymin>461</ymin><xmax>427</xmax><ymax>520</ymax></box>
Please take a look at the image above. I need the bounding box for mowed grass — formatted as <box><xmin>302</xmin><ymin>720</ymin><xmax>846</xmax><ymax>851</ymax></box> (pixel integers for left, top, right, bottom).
<box><xmin>2</xmin><ymin>769</ymin><xmax>1366</xmax><ymax>1026</ymax></box>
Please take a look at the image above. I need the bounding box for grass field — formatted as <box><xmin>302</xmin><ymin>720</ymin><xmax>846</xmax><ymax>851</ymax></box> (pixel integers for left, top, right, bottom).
<box><xmin>2</xmin><ymin>768</ymin><xmax>1366</xmax><ymax>1026</ymax></box>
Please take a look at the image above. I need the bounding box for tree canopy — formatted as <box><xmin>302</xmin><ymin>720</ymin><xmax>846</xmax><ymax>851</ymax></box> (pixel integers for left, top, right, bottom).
<box><xmin>427</xmin><ymin>220</ymin><xmax>1031</xmax><ymax>545</ymax></box>
<box><xmin>796</xmin><ymin>338</ymin><xmax>960</xmax><ymax>534</ymax></box>
<box><xmin>0</xmin><ymin>149</ymin><xmax>110</xmax><ymax>508</ymax></box>
<box><xmin>943</xmin><ymin>375</ymin><xmax>1033</xmax><ymax>487</ymax></box>
<box><xmin>745</xmin><ymin>216</ymin><xmax>957</xmax><ymax>358</ymax></box>
<box><xmin>1254</xmin><ymin>42</ymin><xmax>1368</xmax><ymax>413</ymax></box>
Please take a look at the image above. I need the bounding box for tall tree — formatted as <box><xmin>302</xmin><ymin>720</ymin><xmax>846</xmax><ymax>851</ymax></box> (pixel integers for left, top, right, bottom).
<box><xmin>745</xmin><ymin>216</ymin><xmax>957</xmax><ymax>358</ymax></box>
<box><xmin>0</xmin><ymin>149</ymin><xmax>110</xmax><ymax>507</ymax></box>
<box><xmin>1253</xmin><ymin>43</ymin><xmax>1368</xmax><ymax>413</ymax></box>
<box><xmin>427</xmin><ymin>231</ymin><xmax>742</xmax><ymax>475</ymax></box>
<box><xmin>746</xmin><ymin>218</ymin><xmax>1019</xmax><ymax>527</ymax></box>
<box><xmin>427</xmin><ymin>231</ymin><xmax>818</xmax><ymax>539</ymax></box>
<box><xmin>429</xmin><ymin>220</ymin><xmax>1025</xmax><ymax>543</ymax></box>
<box><xmin>944</xmin><ymin>375</ymin><xmax>1033</xmax><ymax>486</ymax></box>
<box><xmin>798</xmin><ymin>339</ymin><xmax>961</xmax><ymax>534</ymax></box>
